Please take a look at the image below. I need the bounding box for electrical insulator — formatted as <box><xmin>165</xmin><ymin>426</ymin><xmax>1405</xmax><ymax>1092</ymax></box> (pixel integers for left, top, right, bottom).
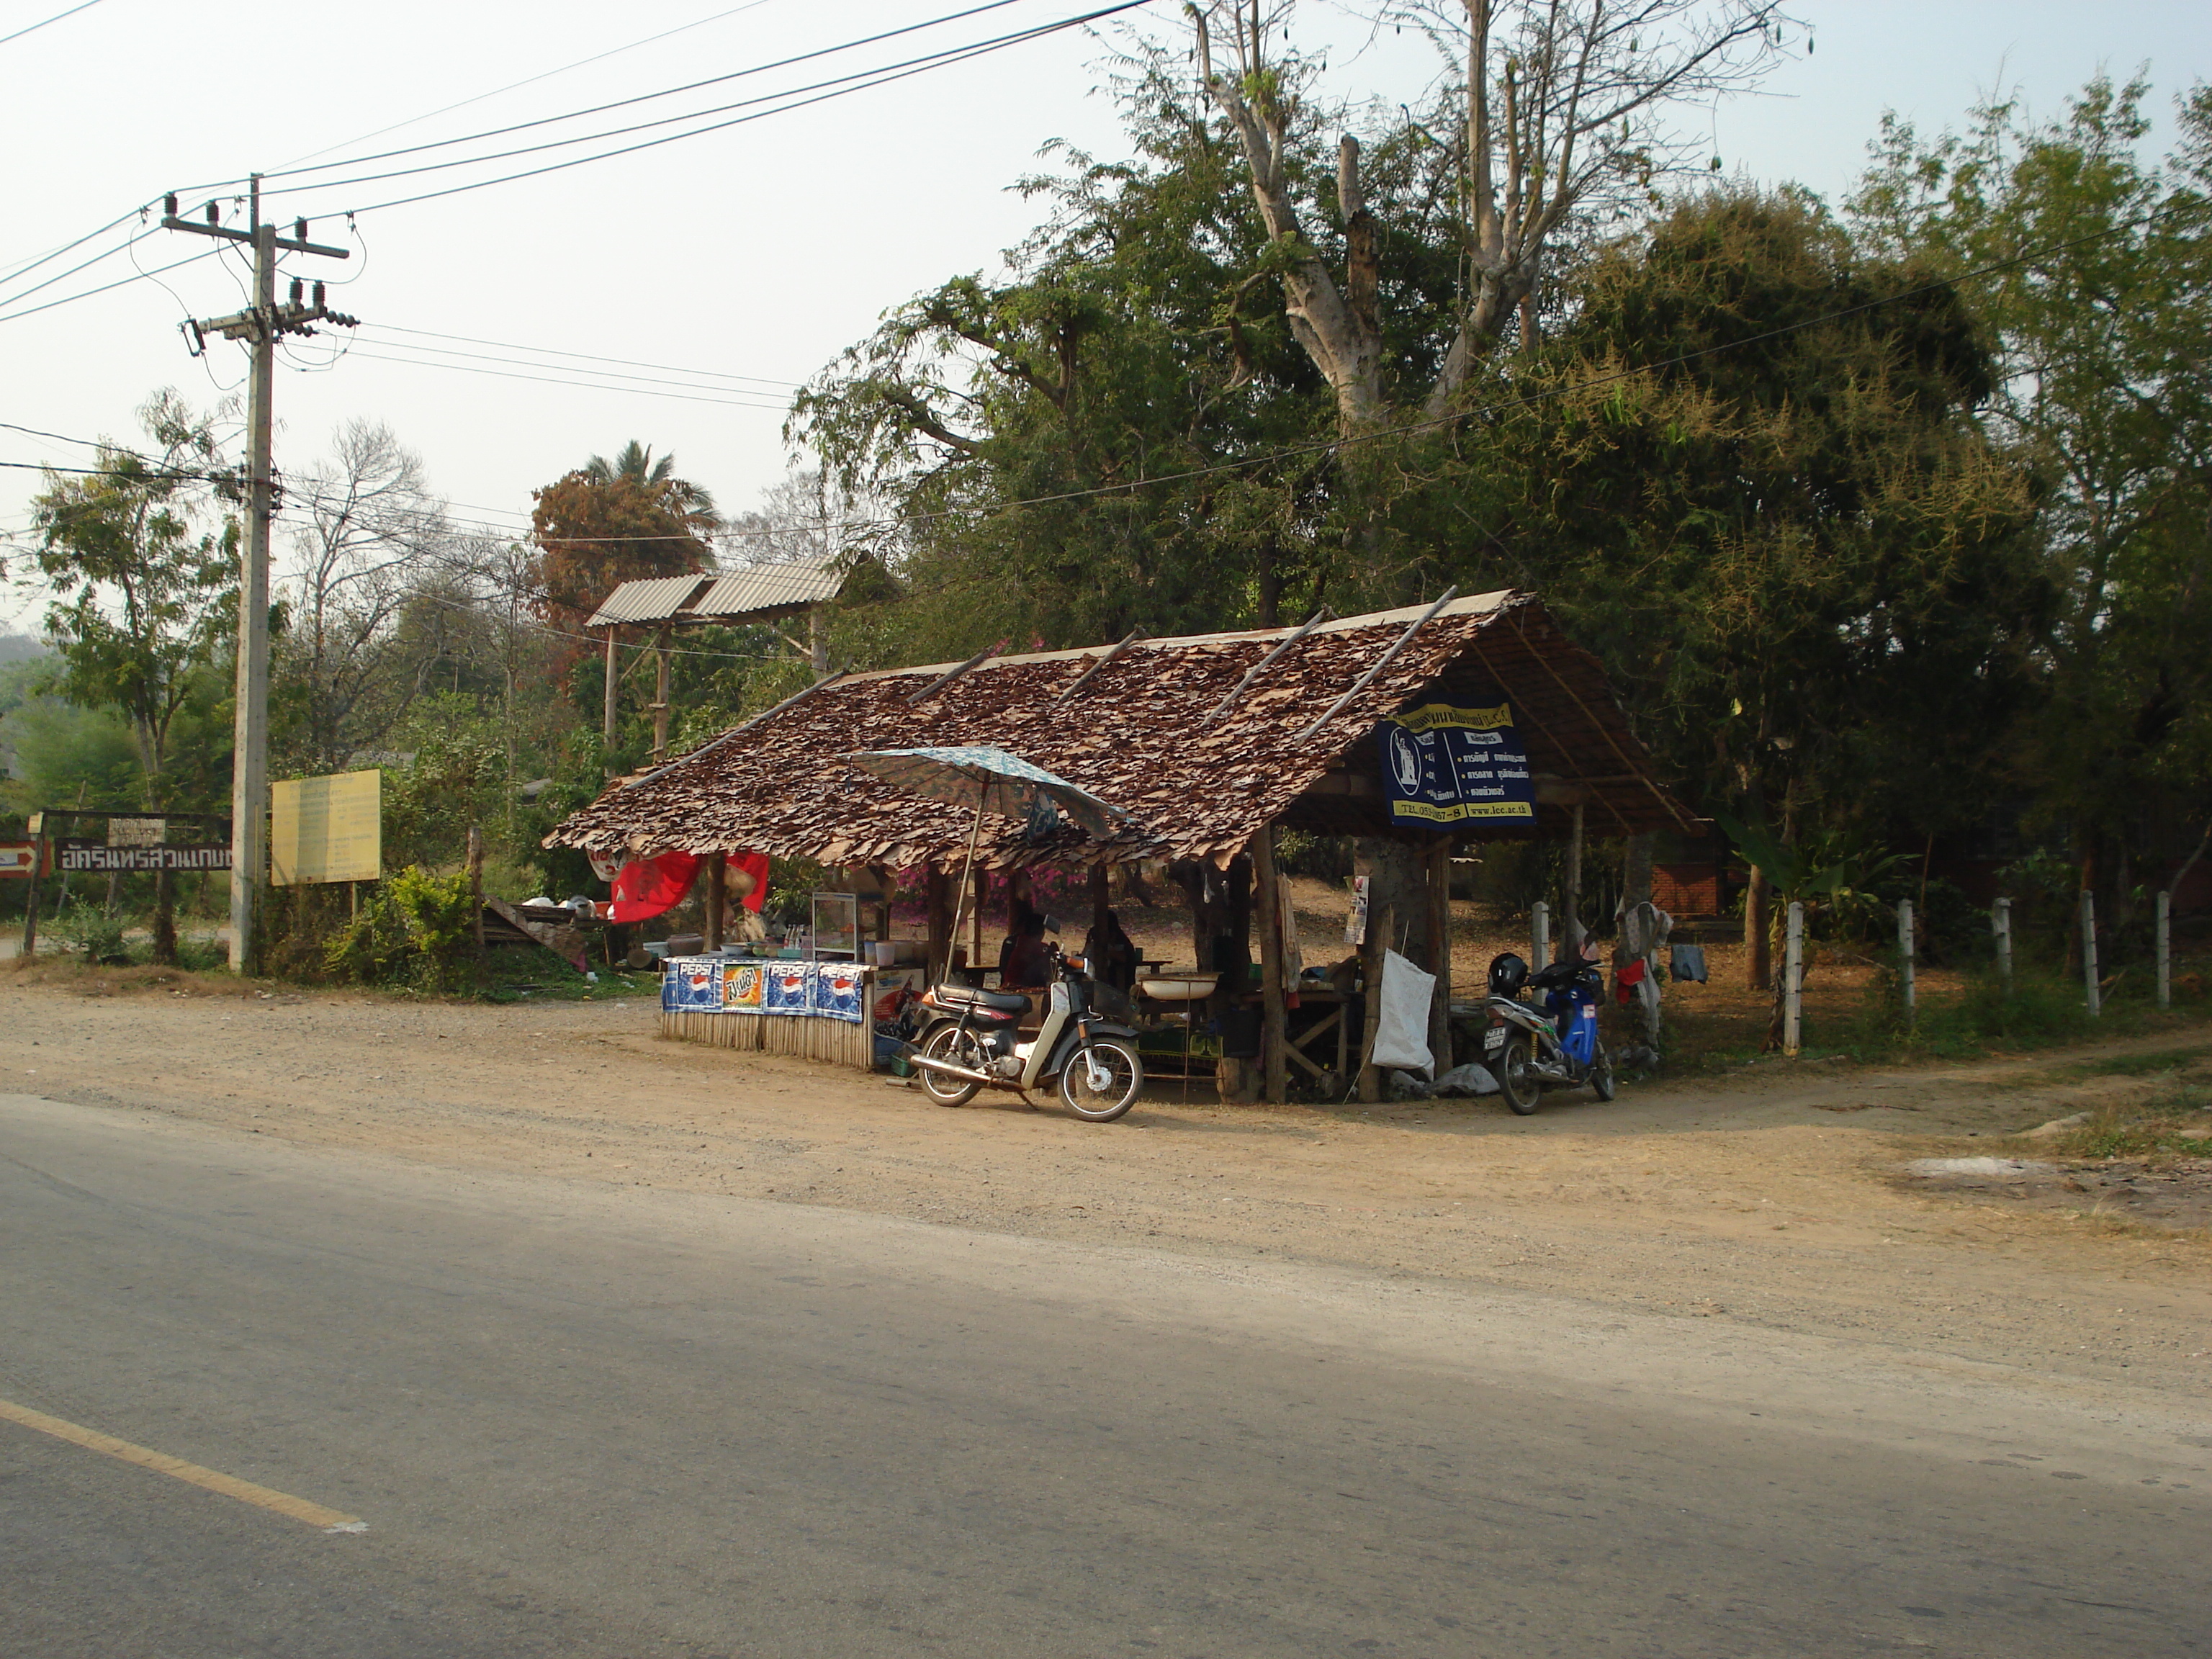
<box><xmin>290</xmin><ymin>279</ymin><xmax>303</xmax><ymax>305</ymax></box>
<box><xmin>164</xmin><ymin>194</ymin><xmax>178</xmax><ymax>218</ymax></box>
<box><xmin>205</xmin><ymin>202</ymin><xmax>219</xmax><ymax>225</ymax></box>
<box><xmin>295</xmin><ymin>218</ymin><xmax>307</xmax><ymax>242</ymax></box>
<box><xmin>313</xmin><ymin>282</ymin><xmax>325</xmax><ymax>307</ymax></box>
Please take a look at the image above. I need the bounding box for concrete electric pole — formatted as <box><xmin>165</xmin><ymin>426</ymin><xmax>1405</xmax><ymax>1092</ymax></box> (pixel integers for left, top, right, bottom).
<box><xmin>161</xmin><ymin>176</ymin><xmax>357</xmax><ymax>971</ymax></box>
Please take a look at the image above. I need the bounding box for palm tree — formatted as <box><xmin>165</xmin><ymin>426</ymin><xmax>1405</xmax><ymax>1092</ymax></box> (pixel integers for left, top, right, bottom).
<box><xmin>583</xmin><ymin>441</ymin><xmax>716</xmax><ymax>518</ymax></box>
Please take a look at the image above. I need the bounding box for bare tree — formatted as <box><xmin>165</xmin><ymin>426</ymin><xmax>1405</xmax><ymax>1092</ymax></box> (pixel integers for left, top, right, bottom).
<box><xmin>719</xmin><ymin>465</ymin><xmax>890</xmax><ymax>570</ymax></box>
<box><xmin>1191</xmin><ymin>0</ymin><xmax>1799</xmax><ymax>425</ymax></box>
<box><xmin>282</xmin><ymin>420</ymin><xmax>454</xmax><ymax>768</ymax></box>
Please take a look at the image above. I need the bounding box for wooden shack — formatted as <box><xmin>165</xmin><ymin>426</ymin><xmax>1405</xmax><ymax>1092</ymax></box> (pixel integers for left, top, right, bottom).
<box><xmin>547</xmin><ymin>590</ymin><xmax>1696</xmax><ymax>1101</ymax></box>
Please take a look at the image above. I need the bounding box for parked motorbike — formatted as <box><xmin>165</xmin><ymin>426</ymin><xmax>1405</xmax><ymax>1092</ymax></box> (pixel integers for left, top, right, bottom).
<box><xmin>1477</xmin><ymin>950</ymin><xmax>1616</xmax><ymax>1115</ymax></box>
<box><xmin>907</xmin><ymin>943</ymin><xmax>1146</xmax><ymax>1122</ymax></box>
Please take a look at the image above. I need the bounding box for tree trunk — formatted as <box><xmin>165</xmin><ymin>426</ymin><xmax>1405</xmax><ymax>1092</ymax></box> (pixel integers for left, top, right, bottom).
<box><xmin>1745</xmin><ymin>870</ymin><xmax>1771</xmax><ymax>992</ymax></box>
<box><xmin>151</xmin><ymin>869</ymin><xmax>176</xmax><ymax>966</ymax></box>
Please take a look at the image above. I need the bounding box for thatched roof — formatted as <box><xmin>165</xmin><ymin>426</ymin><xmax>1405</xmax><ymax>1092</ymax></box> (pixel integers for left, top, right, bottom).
<box><xmin>547</xmin><ymin>590</ymin><xmax>1696</xmax><ymax>870</ymax></box>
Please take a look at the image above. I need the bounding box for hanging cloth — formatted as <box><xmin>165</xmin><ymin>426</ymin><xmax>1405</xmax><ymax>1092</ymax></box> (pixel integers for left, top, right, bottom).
<box><xmin>727</xmin><ymin>850</ymin><xmax>771</xmax><ymax>914</ymax></box>
<box><xmin>608</xmin><ymin>850</ymin><xmax>703</xmax><ymax>924</ymax></box>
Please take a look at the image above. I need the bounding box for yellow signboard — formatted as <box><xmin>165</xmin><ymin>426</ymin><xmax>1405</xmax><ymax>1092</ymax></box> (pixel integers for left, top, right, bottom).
<box><xmin>271</xmin><ymin>770</ymin><xmax>382</xmax><ymax>886</ymax></box>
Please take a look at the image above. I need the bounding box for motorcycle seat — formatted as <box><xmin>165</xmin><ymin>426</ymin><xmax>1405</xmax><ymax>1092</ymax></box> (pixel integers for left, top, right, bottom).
<box><xmin>932</xmin><ymin>984</ymin><xmax>1033</xmax><ymax>1016</ymax></box>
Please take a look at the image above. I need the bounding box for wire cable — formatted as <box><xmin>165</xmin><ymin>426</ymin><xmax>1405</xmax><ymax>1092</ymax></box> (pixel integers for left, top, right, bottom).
<box><xmin>245</xmin><ymin>0</ymin><xmax>1038</xmax><ymax>186</ymax></box>
<box><xmin>0</xmin><ymin>245</ymin><xmax>223</xmax><ymax>326</ymax></box>
<box><xmin>274</xmin><ymin>0</ymin><xmax>784</xmax><ymax>170</ymax></box>
<box><xmin>341</xmin><ymin>348</ymin><xmax>794</xmax><ymax>411</ymax></box>
<box><xmin>260</xmin><ymin>4</ymin><xmax>1146</xmax><ymax>214</ymax></box>
<box><xmin>360</xmin><ymin>323</ymin><xmax>801</xmax><ymax>390</ymax></box>
<box><xmin>0</xmin><ymin>0</ymin><xmax>104</xmax><ymax>49</ymax></box>
<box><xmin>349</xmin><ymin>336</ymin><xmax>795</xmax><ymax>401</ymax></box>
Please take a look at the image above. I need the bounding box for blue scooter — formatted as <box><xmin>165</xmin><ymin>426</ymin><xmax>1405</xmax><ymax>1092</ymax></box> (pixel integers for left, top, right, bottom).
<box><xmin>1477</xmin><ymin>950</ymin><xmax>1617</xmax><ymax>1115</ymax></box>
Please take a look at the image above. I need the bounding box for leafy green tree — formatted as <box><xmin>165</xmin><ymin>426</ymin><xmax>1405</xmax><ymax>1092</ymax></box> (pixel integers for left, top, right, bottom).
<box><xmin>1848</xmin><ymin>74</ymin><xmax>2212</xmax><ymax>930</ymax></box>
<box><xmin>30</xmin><ymin>391</ymin><xmax>237</xmax><ymax>801</ymax></box>
<box><xmin>1447</xmin><ymin>189</ymin><xmax>2048</xmax><ymax>858</ymax></box>
<box><xmin>29</xmin><ymin>391</ymin><xmax>238</xmax><ymax>961</ymax></box>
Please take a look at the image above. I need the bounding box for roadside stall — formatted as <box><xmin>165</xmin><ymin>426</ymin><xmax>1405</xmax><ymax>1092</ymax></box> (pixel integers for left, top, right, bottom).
<box><xmin>546</xmin><ymin>590</ymin><xmax>1696</xmax><ymax>1097</ymax></box>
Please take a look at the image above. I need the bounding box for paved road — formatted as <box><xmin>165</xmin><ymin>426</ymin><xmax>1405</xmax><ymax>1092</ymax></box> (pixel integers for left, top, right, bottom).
<box><xmin>2</xmin><ymin>1093</ymin><xmax>2204</xmax><ymax>1658</ymax></box>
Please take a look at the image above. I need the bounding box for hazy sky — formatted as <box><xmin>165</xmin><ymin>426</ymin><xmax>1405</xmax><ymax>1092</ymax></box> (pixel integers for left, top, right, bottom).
<box><xmin>2</xmin><ymin>0</ymin><xmax>2206</xmax><ymax>632</ymax></box>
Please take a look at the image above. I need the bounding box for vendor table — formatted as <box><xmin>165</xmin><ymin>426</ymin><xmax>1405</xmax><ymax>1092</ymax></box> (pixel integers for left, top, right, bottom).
<box><xmin>657</xmin><ymin>956</ymin><xmax>915</xmax><ymax>1071</ymax></box>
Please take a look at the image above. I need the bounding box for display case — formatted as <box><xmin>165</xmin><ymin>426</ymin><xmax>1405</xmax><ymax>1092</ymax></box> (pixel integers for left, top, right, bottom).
<box><xmin>809</xmin><ymin>891</ymin><xmax>860</xmax><ymax>961</ymax></box>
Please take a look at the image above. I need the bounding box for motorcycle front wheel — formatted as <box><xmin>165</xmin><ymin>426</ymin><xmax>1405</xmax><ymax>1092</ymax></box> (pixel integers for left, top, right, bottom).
<box><xmin>1589</xmin><ymin>1041</ymin><xmax>1617</xmax><ymax>1102</ymax></box>
<box><xmin>1497</xmin><ymin>1033</ymin><xmax>1543</xmax><ymax>1115</ymax></box>
<box><xmin>917</xmin><ymin>1024</ymin><xmax>985</xmax><ymax>1107</ymax></box>
<box><xmin>1059</xmin><ymin>1037</ymin><xmax>1143</xmax><ymax>1123</ymax></box>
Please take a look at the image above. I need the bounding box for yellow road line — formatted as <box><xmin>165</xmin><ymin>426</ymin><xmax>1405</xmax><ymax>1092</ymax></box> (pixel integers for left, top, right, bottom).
<box><xmin>0</xmin><ymin>1395</ymin><xmax>364</xmax><ymax>1531</ymax></box>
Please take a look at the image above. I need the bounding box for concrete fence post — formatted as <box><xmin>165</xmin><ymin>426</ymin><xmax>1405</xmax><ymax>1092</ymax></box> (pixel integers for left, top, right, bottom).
<box><xmin>1897</xmin><ymin>899</ymin><xmax>1916</xmax><ymax>1025</ymax></box>
<box><xmin>1992</xmin><ymin>896</ymin><xmax>2013</xmax><ymax>996</ymax></box>
<box><xmin>1530</xmin><ymin>902</ymin><xmax>1549</xmax><ymax>974</ymax></box>
<box><xmin>1783</xmin><ymin>901</ymin><xmax>1804</xmax><ymax>1057</ymax></box>
<box><xmin>2155</xmin><ymin>890</ymin><xmax>2171</xmax><ymax>1011</ymax></box>
<box><xmin>2081</xmin><ymin>890</ymin><xmax>2101</xmax><ymax>1017</ymax></box>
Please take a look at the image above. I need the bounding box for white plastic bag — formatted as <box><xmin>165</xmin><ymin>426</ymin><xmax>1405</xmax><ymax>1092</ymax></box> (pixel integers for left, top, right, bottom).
<box><xmin>1370</xmin><ymin>948</ymin><xmax>1437</xmax><ymax>1077</ymax></box>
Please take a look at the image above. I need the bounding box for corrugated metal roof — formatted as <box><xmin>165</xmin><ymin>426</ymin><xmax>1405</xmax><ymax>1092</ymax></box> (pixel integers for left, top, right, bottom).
<box><xmin>548</xmin><ymin>591</ymin><xmax>1698</xmax><ymax>870</ymax></box>
<box><xmin>584</xmin><ymin>559</ymin><xmax>845</xmax><ymax>629</ymax></box>
<box><xmin>585</xmin><ymin>576</ymin><xmax>712</xmax><ymax>627</ymax></box>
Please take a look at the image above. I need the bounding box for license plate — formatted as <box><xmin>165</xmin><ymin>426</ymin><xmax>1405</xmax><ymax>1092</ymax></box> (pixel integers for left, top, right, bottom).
<box><xmin>1483</xmin><ymin>1026</ymin><xmax>1506</xmax><ymax>1051</ymax></box>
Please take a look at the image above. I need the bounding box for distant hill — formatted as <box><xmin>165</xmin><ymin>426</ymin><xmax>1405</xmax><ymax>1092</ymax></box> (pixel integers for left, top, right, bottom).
<box><xmin>0</xmin><ymin>635</ymin><xmax>48</xmax><ymax>664</ymax></box>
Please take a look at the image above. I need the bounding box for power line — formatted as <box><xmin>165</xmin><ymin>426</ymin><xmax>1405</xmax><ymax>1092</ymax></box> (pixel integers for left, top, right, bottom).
<box><xmin>338</xmin><ymin>348</ymin><xmax>793</xmax><ymax>412</ymax></box>
<box><xmin>258</xmin><ymin>4</ymin><xmax>1147</xmax><ymax>215</ymax></box>
<box><xmin>0</xmin><ymin>245</ymin><xmax>224</xmax><ymax>326</ymax></box>
<box><xmin>0</xmin><ymin>0</ymin><xmax>103</xmax><ymax>49</ymax></box>
<box><xmin>0</xmin><ymin>205</ymin><xmax>145</xmax><ymax>292</ymax></box>
<box><xmin>246</xmin><ymin>0</ymin><xmax>1039</xmax><ymax>186</ymax></box>
<box><xmin>361</xmin><ymin>323</ymin><xmax>801</xmax><ymax>390</ymax></box>
<box><xmin>341</xmin><ymin>333</ymin><xmax>801</xmax><ymax>403</ymax></box>
<box><xmin>274</xmin><ymin>0</ymin><xmax>784</xmax><ymax>171</ymax></box>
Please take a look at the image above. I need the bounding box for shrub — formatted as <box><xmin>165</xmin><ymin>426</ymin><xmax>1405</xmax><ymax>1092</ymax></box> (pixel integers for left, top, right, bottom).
<box><xmin>324</xmin><ymin>866</ymin><xmax>477</xmax><ymax>992</ymax></box>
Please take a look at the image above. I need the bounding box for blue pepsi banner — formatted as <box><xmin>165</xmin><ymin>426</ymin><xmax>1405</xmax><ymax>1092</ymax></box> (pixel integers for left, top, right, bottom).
<box><xmin>1377</xmin><ymin>701</ymin><xmax>1536</xmax><ymax>828</ymax></box>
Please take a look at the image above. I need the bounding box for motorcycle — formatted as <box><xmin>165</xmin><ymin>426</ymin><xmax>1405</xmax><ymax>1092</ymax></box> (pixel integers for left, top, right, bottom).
<box><xmin>1477</xmin><ymin>950</ymin><xmax>1616</xmax><ymax>1115</ymax></box>
<box><xmin>907</xmin><ymin>942</ymin><xmax>1146</xmax><ymax>1123</ymax></box>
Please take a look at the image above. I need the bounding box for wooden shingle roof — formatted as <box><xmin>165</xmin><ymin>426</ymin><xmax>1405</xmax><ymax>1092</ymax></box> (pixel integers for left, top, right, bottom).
<box><xmin>547</xmin><ymin>590</ymin><xmax>1695</xmax><ymax>869</ymax></box>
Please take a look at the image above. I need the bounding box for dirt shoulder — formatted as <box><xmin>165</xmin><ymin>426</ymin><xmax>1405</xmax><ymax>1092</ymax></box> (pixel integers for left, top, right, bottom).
<box><xmin>8</xmin><ymin>974</ymin><xmax>2210</xmax><ymax>1404</ymax></box>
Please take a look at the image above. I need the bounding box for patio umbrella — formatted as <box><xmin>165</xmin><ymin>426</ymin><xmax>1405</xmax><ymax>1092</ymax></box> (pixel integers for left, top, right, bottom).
<box><xmin>845</xmin><ymin>745</ymin><xmax>1131</xmax><ymax>968</ymax></box>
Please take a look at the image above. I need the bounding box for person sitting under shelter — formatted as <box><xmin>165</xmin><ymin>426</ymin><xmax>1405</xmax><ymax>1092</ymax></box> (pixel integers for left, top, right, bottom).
<box><xmin>998</xmin><ymin>907</ymin><xmax>1053</xmax><ymax>988</ymax></box>
<box><xmin>1082</xmin><ymin>907</ymin><xmax>1138</xmax><ymax>994</ymax></box>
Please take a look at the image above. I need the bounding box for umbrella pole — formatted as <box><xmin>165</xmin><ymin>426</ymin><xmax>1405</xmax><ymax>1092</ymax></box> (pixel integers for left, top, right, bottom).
<box><xmin>945</xmin><ymin>800</ymin><xmax>986</xmax><ymax>981</ymax></box>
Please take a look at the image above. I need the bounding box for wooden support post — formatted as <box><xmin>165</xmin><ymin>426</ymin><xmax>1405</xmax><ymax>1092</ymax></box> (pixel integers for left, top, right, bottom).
<box><xmin>705</xmin><ymin>853</ymin><xmax>727</xmax><ymax>953</ymax></box>
<box><xmin>1358</xmin><ymin>902</ymin><xmax>1393</xmax><ymax>1103</ymax></box>
<box><xmin>19</xmin><ymin>822</ymin><xmax>45</xmax><ymax>959</ymax></box>
<box><xmin>1090</xmin><ymin>863</ymin><xmax>1111</xmax><ymax>947</ymax></box>
<box><xmin>1530</xmin><ymin>901</ymin><xmax>1549</xmax><ymax>973</ymax></box>
<box><xmin>1426</xmin><ymin>838</ymin><xmax>1453</xmax><ymax>1074</ymax></box>
<box><xmin>1561</xmin><ymin>802</ymin><xmax>1584</xmax><ymax>963</ymax></box>
<box><xmin>927</xmin><ymin>867</ymin><xmax>954</xmax><ymax>983</ymax></box>
<box><xmin>1783</xmin><ymin>901</ymin><xmax>1803</xmax><ymax>1057</ymax></box>
<box><xmin>968</xmin><ymin>865</ymin><xmax>987</xmax><ymax>978</ymax></box>
<box><xmin>1252</xmin><ymin>827</ymin><xmax>1289</xmax><ymax>1105</ymax></box>
<box><xmin>1898</xmin><ymin>898</ymin><xmax>1916</xmax><ymax>1025</ymax></box>
<box><xmin>1992</xmin><ymin>896</ymin><xmax>2013</xmax><ymax>997</ymax></box>
<box><xmin>2157</xmin><ymin>889</ymin><xmax>2172</xmax><ymax>1010</ymax></box>
<box><xmin>2080</xmin><ymin>890</ymin><xmax>2101</xmax><ymax>1017</ymax></box>
<box><xmin>809</xmin><ymin>606</ymin><xmax>829</xmax><ymax>681</ymax></box>
<box><xmin>467</xmin><ymin>824</ymin><xmax>486</xmax><ymax>964</ymax></box>
<box><xmin>651</xmin><ymin>625</ymin><xmax>673</xmax><ymax>765</ymax></box>
<box><xmin>601</xmin><ymin>626</ymin><xmax>619</xmax><ymax>763</ymax></box>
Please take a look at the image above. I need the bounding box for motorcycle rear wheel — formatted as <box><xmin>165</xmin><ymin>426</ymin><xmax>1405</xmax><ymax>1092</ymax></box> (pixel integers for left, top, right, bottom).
<box><xmin>1059</xmin><ymin>1037</ymin><xmax>1143</xmax><ymax>1123</ymax></box>
<box><xmin>917</xmin><ymin>1024</ymin><xmax>984</xmax><ymax>1107</ymax></box>
<box><xmin>1589</xmin><ymin>1041</ymin><xmax>1617</xmax><ymax>1102</ymax></box>
<box><xmin>1497</xmin><ymin>1033</ymin><xmax>1543</xmax><ymax>1115</ymax></box>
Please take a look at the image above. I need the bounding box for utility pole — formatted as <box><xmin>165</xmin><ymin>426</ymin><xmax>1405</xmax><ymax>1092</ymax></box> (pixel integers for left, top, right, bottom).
<box><xmin>161</xmin><ymin>176</ymin><xmax>356</xmax><ymax>972</ymax></box>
